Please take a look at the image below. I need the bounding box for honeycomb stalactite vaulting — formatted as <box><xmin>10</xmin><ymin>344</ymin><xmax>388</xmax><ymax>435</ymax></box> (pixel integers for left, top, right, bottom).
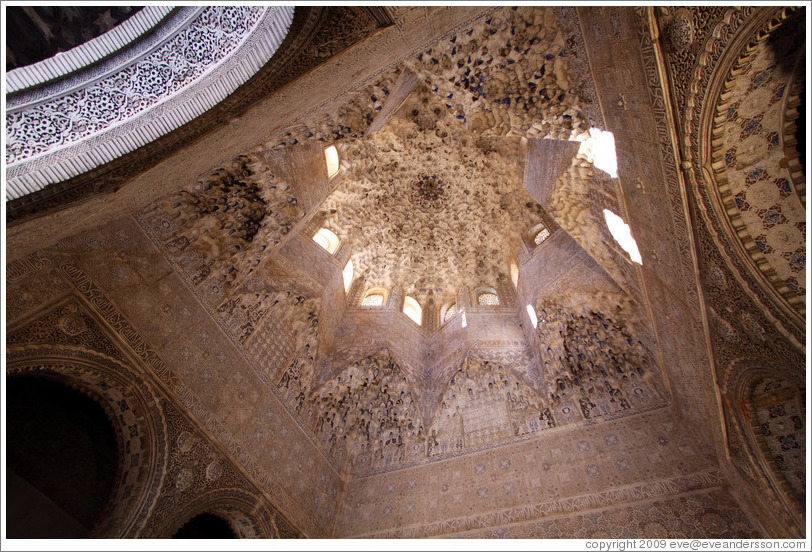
<box><xmin>300</xmin><ymin>350</ymin><xmax>425</xmax><ymax>476</ymax></box>
<box><xmin>318</xmin><ymin>84</ymin><xmax>546</xmax><ymax>306</ymax></box>
<box><xmin>273</xmin><ymin>293</ymin><xmax>322</xmax><ymax>407</ymax></box>
<box><xmin>413</xmin><ymin>174</ymin><xmax>446</xmax><ymax>211</ymax></box>
<box><xmin>547</xmin><ymin>152</ymin><xmax>632</xmax><ymax>290</ymax></box>
<box><xmin>293</xmin><ymin>302</ymin><xmax>669</xmax><ymax>476</ymax></box>
<box><xmin>532</xmin><ymin>294</ymin><xmax>666</xmax><ymax>413</ymax></box>
<box><xmin>7</xmin><ymin>5</ymin><xmax>798</xmax><ymax>540</ymax></box>
<box><xmin>429</xmin><ymin>355</ymin><xmax>555</xmax><ymax>455</ymax></box>
<box><xmin>404</xmin><ymin>6</ymin><xmax>593</xmax><ymax>140</ymax></box>
<box><xmin>140</xmin><ymin>155</ymin><xmax>302</xmax><ymax>296</ymax></box>
<box><xmin>269</xmin><ymin>6</ymin><xmax>594</xmax><ymax>151</ymax></box>
<box><xmin>271</xmin><ymin>73</ymin><xmax>399</xmax><ymax>148</ymax></box>
<box><xmin>248</xmin><ymin>6</ymin><xmax>603</xmax><ymax>307</ymax></box>
<box><xmin>220</xmin><ymin>285</ymin><xmax>320</xmax><ymax>350</ymax></box>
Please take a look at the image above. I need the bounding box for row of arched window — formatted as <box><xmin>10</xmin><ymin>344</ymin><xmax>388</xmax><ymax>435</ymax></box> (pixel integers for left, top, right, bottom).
<box><xmin>311</xmin><ymin>146</ymin><xmax>642</xmax><ymax>332</ymax></box>
<box><xmin>356</xmin><ymin>288</ymin><xmax>423</xmax><ymax>325</ymax></box>
<box><xmin>311</xmin><ymin>225</ymin><xmax>505</xmax><ymax>328</ymax></box>
<box><xmin>311</xmin><ymin>221</ymin><xmax>504</xmax><ymax>329</ymax></box>
<box><xmin>354</xmin><ymin>286</ymin><xmax>502</xmax><ymax>327</ymax></box>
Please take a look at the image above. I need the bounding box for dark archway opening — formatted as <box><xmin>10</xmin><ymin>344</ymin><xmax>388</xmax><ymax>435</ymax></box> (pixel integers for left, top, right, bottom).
<box><xmin>767</xmin><ymin>8</ymin><xmax>806</xmax><ymax>177</ymax></box>
<box><xmin>173</xmin><ymin>513</ymin><xmax>237</xmax><ymax>539</ymax></box>
<box><xmin>6</xmin><ymin>376</ymin><xmax>119</xmax><ymax>538</ymax></box>
<box><xmin>5</xmin><ymin>6</ymin><xmax>142</xmax><ymax>71</ymax></box>
<box><xmin>792</xmin><ymin>79</ymin><xmax>805</xmax><ymax>176</ymax></box>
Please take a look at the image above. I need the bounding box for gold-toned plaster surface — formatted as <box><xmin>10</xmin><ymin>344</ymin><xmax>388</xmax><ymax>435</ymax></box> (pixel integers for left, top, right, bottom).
<box><xmin>320</xmin><ymin>84</ymin><xmax>545</xmax><ymax>306</ymax></box>
<box><xmin>7</xmin><ymin>5</ymin><xmax>789</xmax><ymax>540</ymax></box>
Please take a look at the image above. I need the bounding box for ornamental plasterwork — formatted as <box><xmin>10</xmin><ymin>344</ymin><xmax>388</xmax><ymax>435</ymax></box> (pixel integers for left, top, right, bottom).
<box><xmin>6</xmin><ymin>6</ymin><xmax>294</xmax><ymax>200</ymax></box>
<box><xmin>707</xmin><ymin>14</ymin><xmax>806</xmax><ymax>316</ymax></box>
<box><xmin>319</xmin><ymin>83</ymin><xmax>546</xmax><ymax>307</ymax></box>
<box><xmin>659</xmin><ymin>6</ymin><xmax>806</xmax><ymax>341</ymax></box>
<box><xmin>291</xmin><ymin>5</ymin><xmax>605</xmax><ymax>309</ymax></box>
<box><xmin>6</xmin><ymin>6</ymin><xmax>173</xmax><ymax>94</ymax></box>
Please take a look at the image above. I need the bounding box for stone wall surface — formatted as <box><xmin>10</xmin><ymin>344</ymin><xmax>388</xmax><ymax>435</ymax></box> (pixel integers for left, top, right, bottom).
<box><xmin>333</xmin><ymin>407</ymin><xmax>741</xmax><ymax>538</ymax></box>
<box><xmin>6</xmin><ymin>254</ymin><xmax>305</xmax><ymax>538</ymax></box>
<box><xmin>10</xmin><ymin>218</ymin><xmax>341</xmax><ymax>537</ymax></box>
<box><xmin>5</xmin><ymin>5</ymin><xmax>800</xmax><ymax>541</ymax></box>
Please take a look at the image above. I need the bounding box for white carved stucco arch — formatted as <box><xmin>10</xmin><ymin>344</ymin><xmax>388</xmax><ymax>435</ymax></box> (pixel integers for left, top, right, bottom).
<box><xmin>6</xmin><ymin>6</ymin><xmax>294</xmax><ymax>200</ymax></box>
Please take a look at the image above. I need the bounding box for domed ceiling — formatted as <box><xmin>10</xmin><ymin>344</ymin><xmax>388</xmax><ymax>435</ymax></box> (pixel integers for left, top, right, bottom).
<box><xmin>262</xmin><ymin>5</ymin><xmax>603</xmax><ymax>308</ymax></box>
<box><xmin>319</xmin><ymin>83</ymin><xmax>546</xmax><ymax>305</ymax></box>
<box><xmin>702</xmin><ymin>8</ymin><xmax>806</xmax><ymax>322</ymax></box>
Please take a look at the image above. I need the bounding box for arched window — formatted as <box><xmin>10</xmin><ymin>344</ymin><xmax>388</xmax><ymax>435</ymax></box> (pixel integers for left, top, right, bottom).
<box><xmin>603</xmin><ymin>209</ymin><xmax>642</xmax><ymax>264</ymax></box>
<box><xmin>325</xmin><ymin>146</ymin><xmax>339</xmax><ymax>179</ymax></box>
<box><xmin>312</xmin><ymin>228</ymin><xmax>340</xmax><ymax>254</ymax></box>
<box><xmin>362</xmin><ymin>290</ymin><xmax>385</xmax><ymax>306</ymax></box>
<box><xmin>510</xmin><ymin>261</ymin><xmax>519</xmax><ymax>289</ymax></box>
<box><xmin>441</xmin><ymin>302</ymin><xmax>458</xmax><ymax>325</ymax></box>
<box><xmin>523</xmin><ymin>222</ymin><xmax>551</xmax><ymax>251</ymax></box>
<box><xmin>342</xmin><ymin>260</ymin><xmax>354</xmax><ymax>293</ymax></box>
<box><xmin>533</xmin><ymin>226</ymin><xmax>551</xmax><ymax>246</ymax></box>
<box><xmin>526</xmin><ymin>304</ymin><xmax>538</xmax><ymax>328</ymax></box>
<box><xmin>577</xmin><ymin>128</ymin><xmax>617</xmax><ymax>178</ymax></box>
<box><xmin>403</xmin><ymin>296</ymin><xmax>422</xmax><ymax>325</ymax></box>
<box><xmin>476</xmin><ymin>287</ymin><xmax>500</xmax><ymax>306</ymax></box>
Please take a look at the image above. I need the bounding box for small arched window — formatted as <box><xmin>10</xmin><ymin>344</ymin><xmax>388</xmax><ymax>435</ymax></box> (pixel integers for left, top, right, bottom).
<box><xmin>362</xmin><ymin>290</ymin><xmax>385</xmax><ymax>306</ymax></box>
<box><xmin>325</xmin><ymin>146</ymin><xmax>339</xmax><ymax>179</ymax></box>
<box><xmin>526</xmin><ymin>304</ymin><xmax>538</xmax><ymax>328</ymax></box>
<box><xmin>441</xmin><ymin>302</ymin><xmax>458</xmax><ymax>325</ymax></box>
<box><xmin>533</xmin><ymin>226</ymin><xmax>551</xmax><ymax>246</ymax></box>
<box><xmin>510</xmin><ymin>261</ymin><xmax>519</xmax><ymax>289</ymax></box>
<box><xmin>312</xmin><ymin>228</ymin><xmax>340</xmax><ymax>254</ymax></box>
<box><xmin>476</xmin><ymin>287</ymin><xmax>500</xmax><ymax>306</ymax></box>
<box><xmin>403</xmin><ymin>296</ymin><xmax>422</xmax><ymax>325</ymax></box>
<box><xmin>342</xmin><ymin>260</ymin><xmax>354</xmax><ymax>293</ymax></box>
<box><xmin>524</xmin><ymin>222</ymin><xmax>551</xmax><ymax>251</ymax></box>
<box><xmin>603</xmin><ymin>209</ymin><xmax>642</xmax><ymax>264</ymax></box>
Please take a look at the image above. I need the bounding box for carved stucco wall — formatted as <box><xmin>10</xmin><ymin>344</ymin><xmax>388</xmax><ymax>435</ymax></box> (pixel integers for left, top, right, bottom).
<box><xmin>574</xmin><ymin>7</ymin><xmax>726</xmax><ymax>472</ymax></box>
<box><xmin>652</xmin><ymin>5</ymin><xmax>806</xmax><ymax>537</ymax></box>
<box><xmin>333</xmin><ymin>407</ymin><xmax>750</xmax><ymax>538</ymax></box>
<box><xmin>5</xmin><ymin>212</ymin><xmax>763</xmax><ymax>539</ymax></box>
<box><xmin>5</xmin><ymin>5</ymin><xmax>798</xmax><ymax>540</ymax></box>
<box><xmin>6</xmin><ymin>266</ymin><xmax>303</xmax><ymax>538</ymax></box>
<box><xmin>451</xmin><ymin>488</ymin><xmax>760</xmax><ymax>539</ymax></box>
<box><xmin>8</xmin><ymin>220</ymin><xmax>340</xmax><ymax>536</ymax></box>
